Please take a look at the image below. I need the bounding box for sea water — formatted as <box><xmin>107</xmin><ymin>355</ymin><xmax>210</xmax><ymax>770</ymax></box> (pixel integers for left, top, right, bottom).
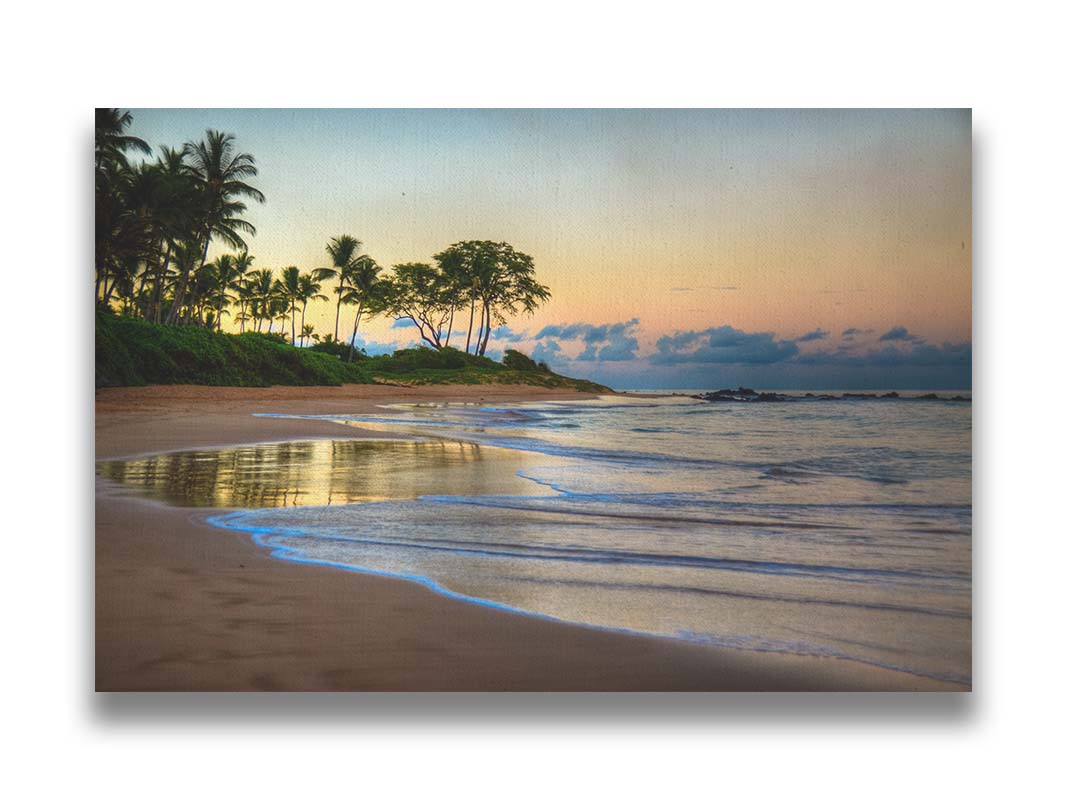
<box><xmin>101</xmin><ymin>393</ymin><xmax>972</xmax><ymax>685</ymax></box>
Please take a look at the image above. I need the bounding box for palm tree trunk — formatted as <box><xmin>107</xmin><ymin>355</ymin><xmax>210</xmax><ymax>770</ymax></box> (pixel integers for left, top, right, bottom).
<box><xmin>347</xmin><ymin>301</ymin><xmax>365</xmax><ymax>361</ymax></box>
<box><xmin>300</xmin><ymin>302</ymin><xmax>308</xmax><ymax>346</ymax></box>
<box><xmin>465</xmin><ymin>298</ymin><xmax>476</xmax><ymax>353</ymax></box>
<box><xmin>152</xmin><ymin>241</ymin><xmax>172</xmax><ymax>323</ymax></box>
<box><xmin>474</xmin><ymin>303</ymin><xmax>486</xmax><ymax>355</ymax></box>
<box><xmin>445</xmin><ymin>305</ymin><xmax>455</xmax><ymax>347</ymax></box>
<box><xmin>334</xmin><ymin>287</ymin><xmax>344</xmax><ymax>341</ymax></box>
<box><xmin>167</xmin><ymin>234</ymin><xmax>210</xmax><ymax>325</ymax></box>
<box><xmin>291</xmin><ymin>299</ymin><xmax>297</xmax><ymax>346</ymax></box>
<box><xmin>136</xmin><ymin>270</ymin><xmax>151</xmax><ymax>318</ymax></box>
<box><xmin>478</xmin><ymin>300</ymin><xmax>492</xmax><ymax>356</ymax></box>
<box><xmin>101</xmin><ymin>274</ymin><xmax>116</xmax><ymax>306</ymax></box>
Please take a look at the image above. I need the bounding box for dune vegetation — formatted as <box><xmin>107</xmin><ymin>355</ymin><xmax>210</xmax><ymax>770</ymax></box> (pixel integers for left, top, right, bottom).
<box><xmin>96</xmin><ymin>311</ymin><xmax>609</xmax><ymax>392</ymax></box>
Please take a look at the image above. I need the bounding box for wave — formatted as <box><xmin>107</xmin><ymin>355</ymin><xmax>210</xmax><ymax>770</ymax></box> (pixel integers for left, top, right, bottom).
<box><xmin>230</xmin><ymin>397</ymin><xmax>971</xmax><ymax>684</ymax></box>
<box><xmin>207</xmin><ymin>507</ymin><xmax>971</xmax><ymax>687</ymax></box>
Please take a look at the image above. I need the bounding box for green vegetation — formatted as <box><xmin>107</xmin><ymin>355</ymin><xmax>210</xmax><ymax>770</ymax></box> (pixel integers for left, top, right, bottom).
<box><xmin>502</xmin><ymin>349</ymin><xmax>545</xmax><ymax>372</ymax></box>
<box><xmin>96</xmin><ymin>312</ymin><xmax>610</xmax><ymax>392</ymax></box>
<box><xmin>96</xmin><ymin>110</ymin><xmax>550</xmax><ymax>353</ymax></box>
<box><xmin>95</xmin><ymin>311</ymin><xmax>370</xmax><ymax>388</ymax></box>
<box><xmin>95</xmin><ymin>109</ymin><xmax>606</xmax><ymax>393</ymax></box>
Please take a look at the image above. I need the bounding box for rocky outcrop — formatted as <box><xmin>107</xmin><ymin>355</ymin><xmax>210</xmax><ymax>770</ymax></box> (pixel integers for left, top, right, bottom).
<box><xmin>691</xmin><ymin>388</ymin><xmax>971</xmax><ymax>403</ymax></box>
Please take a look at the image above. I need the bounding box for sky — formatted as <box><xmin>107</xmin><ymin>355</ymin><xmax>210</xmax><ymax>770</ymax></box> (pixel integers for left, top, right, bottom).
<box><xmin>130</xmin><ymin>108</ymin><xmax>971</xmax><ymax>389</ymax></box>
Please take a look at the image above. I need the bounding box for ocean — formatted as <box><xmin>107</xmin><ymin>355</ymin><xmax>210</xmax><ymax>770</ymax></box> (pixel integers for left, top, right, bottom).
<box><xmin>101</xmin><ymin>392</ymin><xmax>972</xmax><ymax>686</ymax></box>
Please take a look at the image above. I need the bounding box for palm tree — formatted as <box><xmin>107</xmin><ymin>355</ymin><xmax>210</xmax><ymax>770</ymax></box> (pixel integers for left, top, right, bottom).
<box><xmin>341</xmin><ymin>256</ymin><xmax>381</xmax><ymax>360</ymax></box>
<box><xmin>248</xmin><ymin>268</ymin><xmax>277</xmax><ymax>332</ymax></box>
<box><xmin>166</xmin><ymin>130</ymin><xmax>264</xmax><ymax>324</ymax></box>
<box><xmin>297</xmin><ymin>272</ymin><xmax>327</xmax><ymax>343</ymax></box>
<box><xmin>323</xmin><ymin>235</ymin><xmax>361</xmax><ymax>340</ymax></box>
<box><xmin>152</xmin><ymin>239</ymin><xmax>195</xmax><ymax>321</ymax></box>
<box><xmin>211</xmin><ymin>254</ymin><xmax>242</xmax><ymax>331</ymax></box>
<box><xmin>278</xmin><ymin>266</ymin><xmax>303</xmax><ymax>345</ymax></box>
<box><xmin>269</xmin><ymin>295</ymin><xmax>290</xmax><ymax>337</ymax></box>
<box><xmin>188</xmin><ymin>260</ymin><xmax>218</xmax><ymax>325</ymax></box>
<box><xmin>300</xmin><ymin>323</ymin><xmax>316</xmax><ymax>347</ymax></box>
<box><xmin>232</xmin><ymin>251</ymin><xmax>255</xmax><ymax>331</ymax></box>
<box><xmin>95</xmin><ymin>109</ymin><xmax>151</xmax><ymax>172</ymax></box>
<box><xmin>146</xmin><ymin>146</ymin><xmax>198</xmax><ymax>322</ymax></box>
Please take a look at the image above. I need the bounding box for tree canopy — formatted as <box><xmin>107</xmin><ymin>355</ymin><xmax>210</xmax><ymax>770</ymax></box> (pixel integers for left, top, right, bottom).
<box><xmin>95</xmin><ymin>110</ymin><xmax>551</xmax><ymax>362</ymax></box>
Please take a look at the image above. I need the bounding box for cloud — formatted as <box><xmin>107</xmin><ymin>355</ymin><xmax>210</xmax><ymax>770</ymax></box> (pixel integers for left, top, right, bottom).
<box><xmin>530</xmin><ymin>339</ymin><xmax>563</xmax><ymax>363</ymax></box>
<box><xmin>879</xmin><ymin>326</ymin><xmax>923</xmax><ymax>343</ymax></box>
<box><xmin>353</xmin><ymin>337</ymin><xmax>404</xmax><ymax>356</ymax></box>
<box><xmin>795</xmin><ymin>341</ymin><xmax>971</xmax><ymax>368</ymax></box>
<box><xmin>650</xmin><ymin>325</ymin><xmax>799</xmax><ymax>365</ymax></box>
<box><xmin>391</xmin><ymin>318</ymin><xmax>418</xmax><ymax>329</ymax></box>
<box><xmin>670</xmin><ymin>286</ymin><xmax>738</xmax><ymax>292</ymax></box>
<box><xmin>491</xmin><ymin>324</ymin><xmax>527</xmax><ymax>342</ymax></box>
<box><xmin>579</xmin><ymin>336</ymin><xmax>639</xmax><ymax>362</ymax></box>
<box><xmin>535</xmin><ymin>318</ymin><xmax>641</xmax><ymax>361</ymax></box>
<box><xmin>842</xmin><ymin>327</ymin><xmax>876</xmax><ymax>340</ymax></box>
<box><xmin>523</xmin><ymin>320</ymin><xmax>970</xmax><ymax>391</ymax></box>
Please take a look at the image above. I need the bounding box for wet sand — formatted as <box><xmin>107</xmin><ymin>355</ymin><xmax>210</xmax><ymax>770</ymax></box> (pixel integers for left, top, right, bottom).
<box><xmin>95</xmin><ymin>384</ymin><xmax>961</xmax><ymax>691</ymax></box>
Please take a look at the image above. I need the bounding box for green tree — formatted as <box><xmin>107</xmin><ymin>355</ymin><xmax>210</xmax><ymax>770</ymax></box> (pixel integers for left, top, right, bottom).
<box><xmin>210</xmin><ymin>254</ymin><xmax>243</xmax><ymax>331</ymax></box>
<box><xmin>232</xmin><ymin>251</ymin><xmax>256</xmax><ymax>331</ymax></box>
<box><xmin>297</xmin><ymin>272</ymin><xmax>327</xmax><ymax>344</ymax></box>
<box><xmin>376</xmin><ymin>262</ymin><xmax>452</xmax><ymax>349</ymax></box>
<box><xmin>323</xmin><ymin>235</ymin><xmax>362</xmax><ymax>340</ymax></box>
<box><xmin>340</xmin><ymin>256</ymin><xmax>382</xmax><ymax>359</ymax></box>
<box><xmin>248</xmin><ymin>268</ymin><xmax>278</xmax><ymax>332</ymax></box>
<box><xmin>95</xmin><ymin>108</ymin><xmax>151</xmax><ymax>173</ymax></box>
<box><xmin>144</xmin><ymin>146</ymin><xmax>199</xmax><ymax>323</ymax></box>
<box><xmin>166</xmin><ymin>131</ymin><xmax>264</xmax><ymax>324</ymax></box>
<box><xmin>95</xmin><ymin>119</ymin><xmax>158</xmax><ymax>307</ymax></box>
<box><xmin>433</xmin><ymin>241</ymin><xmax>550</xmax><ymax>356</ymax></box>
<box><xmin>278</xmin><ymin>265</ymin><xmax>303</xmax><ymax>345</ymax></box>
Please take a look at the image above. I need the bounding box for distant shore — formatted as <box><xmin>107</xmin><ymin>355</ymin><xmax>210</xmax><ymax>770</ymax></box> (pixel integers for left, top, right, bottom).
<box><xmin>95</xmin><ymin>384</ymin><xmax>961</xmax><ymax>691</ymax></box>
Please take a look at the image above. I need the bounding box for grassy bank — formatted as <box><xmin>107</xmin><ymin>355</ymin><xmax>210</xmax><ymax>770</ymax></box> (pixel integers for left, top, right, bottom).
<box><xmin>96</xmin><ymin>312</ymin><xmax>610</xmax><ymax>392</ymax></box>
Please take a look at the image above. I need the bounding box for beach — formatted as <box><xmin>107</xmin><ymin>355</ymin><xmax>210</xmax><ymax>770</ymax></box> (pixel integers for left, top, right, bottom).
<box><xmin>96</xmin><ymin>384</ymin><xmax>962</xmax><ymax>691</ymax></box>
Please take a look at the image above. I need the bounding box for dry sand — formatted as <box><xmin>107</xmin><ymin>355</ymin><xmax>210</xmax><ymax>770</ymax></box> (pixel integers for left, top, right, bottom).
<box><xmin>95</xmin><ymin>384</ymin><xmax>960</xmax><ymax>691</ymax></box>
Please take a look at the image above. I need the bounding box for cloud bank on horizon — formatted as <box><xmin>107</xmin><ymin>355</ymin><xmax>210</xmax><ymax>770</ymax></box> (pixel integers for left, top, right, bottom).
<box><xmin>485</xmin><ymin>319</ymin><xmax>971</xmax><ymax>390</ymax></box>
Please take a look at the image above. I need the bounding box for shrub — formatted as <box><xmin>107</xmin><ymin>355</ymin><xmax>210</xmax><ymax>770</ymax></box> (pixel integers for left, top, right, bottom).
<box><xmin>502</xmin><ymin>349</ymin><xmax>539</xmax><ymax>371</ymax></box>
<box><xmin>310</xmin><ymin>338</ymin><xmax>366</xmax><ymax>359</ymax></box>
<box><xmin>95</xmin><ymin>313</ymin><xmax>608</xmax><ymax>392</ymax></box>
<box><xmin>363</xmin><ymin>346</ymin><xmax>504</xmax><ymax>374</ymax></box>
<box><xmin>95</xmin><ymin>312</ymin><xmax>372</xmax><ymax>388</ymax></box>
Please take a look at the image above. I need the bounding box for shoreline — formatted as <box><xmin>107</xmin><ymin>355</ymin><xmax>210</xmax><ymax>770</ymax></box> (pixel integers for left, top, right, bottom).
<box><xmin>96</xmin><ymin>384</ymin><xmax>963</xmax><ymax>691</ymax></box>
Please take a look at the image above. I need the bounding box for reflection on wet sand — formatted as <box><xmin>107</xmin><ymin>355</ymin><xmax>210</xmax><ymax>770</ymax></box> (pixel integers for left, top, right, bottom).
<box><xmin>98</xmin><ymin>439</ymin><xmax>557</xmax><ymax>508</ymax></box>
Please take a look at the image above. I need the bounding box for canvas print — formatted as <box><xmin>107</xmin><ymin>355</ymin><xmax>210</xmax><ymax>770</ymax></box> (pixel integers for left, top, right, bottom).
<box><xmin>95</xmin><ymin>108</ymin><xmax>971</xmax><ymax>691</ymax></box>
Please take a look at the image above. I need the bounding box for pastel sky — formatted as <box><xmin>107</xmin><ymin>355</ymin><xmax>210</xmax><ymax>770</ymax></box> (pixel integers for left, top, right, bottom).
<box><xmin>130</xmin><ymin>108</ymin><xmax>971</xmax><ymax>389</ymax></box>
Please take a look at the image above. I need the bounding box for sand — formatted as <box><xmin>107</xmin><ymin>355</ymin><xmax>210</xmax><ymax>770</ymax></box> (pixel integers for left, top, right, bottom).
<box><xmin>95</xmin><ymin>384</ymin><xmax>961</xmax><ymax>691</ymax></box>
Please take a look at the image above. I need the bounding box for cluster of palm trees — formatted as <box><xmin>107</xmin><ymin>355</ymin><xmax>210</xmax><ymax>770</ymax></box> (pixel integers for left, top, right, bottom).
<box><xmin>96</xmin><ymin>109</ymin><xmax>551</xmax><ymax>355</ymax></box>
<box><xmin>95</xmin><ymin>109</ymin><xmax>266</xmax><ymax>327</ymax></box>
<box><xmin>209</xmin><ymin>259</ymin><xmax>328</xmax><ymax>345</ymax></box>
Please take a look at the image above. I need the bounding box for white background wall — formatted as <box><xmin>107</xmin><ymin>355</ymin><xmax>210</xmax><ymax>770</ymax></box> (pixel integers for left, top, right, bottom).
<box><xmin>3</xmin><ymin>1</ymin><xmax>1062</xmax><ymax>798</ymax></box>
